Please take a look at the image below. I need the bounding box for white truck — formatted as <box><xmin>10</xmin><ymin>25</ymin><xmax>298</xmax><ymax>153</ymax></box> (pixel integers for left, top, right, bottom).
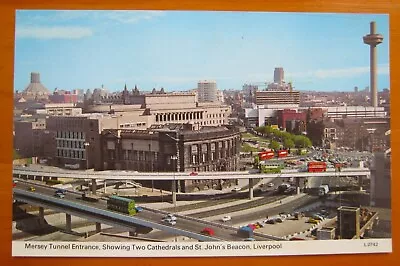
<box><xmin>318</xmin><ymin>185</ymin><xmax>329</xmax><ymax>196</ymax></box>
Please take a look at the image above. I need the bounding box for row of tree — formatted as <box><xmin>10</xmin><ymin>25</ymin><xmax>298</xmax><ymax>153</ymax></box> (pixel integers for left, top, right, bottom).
<box><xmin>254</xmin><ymin>126</ymin><xmax>312</xmax><ymax>149</ymax></box>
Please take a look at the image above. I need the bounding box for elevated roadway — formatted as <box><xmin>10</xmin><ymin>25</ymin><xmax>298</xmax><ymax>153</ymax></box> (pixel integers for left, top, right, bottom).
<box><xmin>13</xmin><ymin>181</ymin><xmax>285</xmax><ymax>242</ymax></box>
<box><xmin>13</xmin><ymin>165</ymin><xmax>370</xmax><ymax>180</ymax></box>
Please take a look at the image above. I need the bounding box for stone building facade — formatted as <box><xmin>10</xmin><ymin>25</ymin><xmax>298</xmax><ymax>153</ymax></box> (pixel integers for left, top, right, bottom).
<box><xmin>101</xmin><ymin>124</ymin><xmax>241</xmax><ymax>192</ymax></box>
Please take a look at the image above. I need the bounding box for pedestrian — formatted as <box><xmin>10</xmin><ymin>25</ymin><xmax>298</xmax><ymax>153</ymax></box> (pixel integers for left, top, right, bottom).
<box><xmin>279</xmin><ymin>200</ymin><xmax>282</xmax><ymax>204</ymax></box>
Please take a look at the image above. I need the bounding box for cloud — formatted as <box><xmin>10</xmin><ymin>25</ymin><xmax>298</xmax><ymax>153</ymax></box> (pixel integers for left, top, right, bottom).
<box><xmin>17</xmin><ymin>10</ymin><xmax>165</xmax><ymax>25</ymax></box>
<box><xmin>103</xmin><ymin>10</ymin><xmax>165</xmax><ymax>24</ymax></box>
<box><xmin>287</xmin><ymin>63</ymin><xmax>390</xmax><ymax>80</ymax></box>
<box><xmin>16</xmin><ymin>26</ymin><xmax>93</xmax><ymax>39</ymax></box>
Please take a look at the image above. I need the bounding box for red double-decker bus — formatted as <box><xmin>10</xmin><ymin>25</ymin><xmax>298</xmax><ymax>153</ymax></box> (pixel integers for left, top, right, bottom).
<box><xmin>307</xmin><ymin>161</ymin><xmax>327</xmax><ymax>172</ymax></box>
<box><xmin>258</xmin><ymin>151</ymin><xmax>275</xmax><ymax>160</ymax></box>
<box><xmin>277</xmin><ymin>150</ymin><xmax>288</xmax><ymax>158</ymax></box>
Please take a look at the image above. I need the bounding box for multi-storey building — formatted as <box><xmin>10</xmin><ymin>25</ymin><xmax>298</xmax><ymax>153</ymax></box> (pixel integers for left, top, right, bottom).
<box><xmin>197</xmin><ymin>80</ymin><xmax>218</xmax><ymax>102</ymax></box>
<box><xmin>14</xmin><ymin>118</ymin><xmax>52</xmax><ymax>158</ymax></box>
<box><xmin>101</xmin><ymin>124</ymin><xmax>241</xmax><ymax>192</ymax></box>
<box><xmin>255</xmin><ymin>90</ymin><xmax>300</xmax><ymax>106</ymax></box>
<box><xmin>36</xmin><ymin>103</ymin><xmax>82</xmax><ymax>116</ymax></box>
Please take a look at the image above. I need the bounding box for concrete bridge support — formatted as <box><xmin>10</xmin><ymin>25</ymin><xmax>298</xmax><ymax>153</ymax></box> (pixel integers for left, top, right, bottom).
<box><xmin>38</xmin><ymin>207</ymin><xmax>44</xmax><ymax>222</ymax></box>
<box><xmin>358</xmin><ymin>176</ymin><xmax>363</xmax><ymax>191</ymax></box>
<box><xmin>65</xmin><ymin>213</ymin><xmax>72</xmax><ymax>232</ymax></box>
<box><xmin>95</xmin><ymin>222</ymin><xmax>101</xmax><ymax>233</ymax></box>
<box><xmin>91</xmin><ymin>179</ymin><xmax>97</xmax><ymax>194</ymax></box>
<box><xmin>296</xmin><ymin>178</ymin><xmax>301</xmax><ymax>195</ymax></box>
<box><xmin>248</xmin><ymin>178</ymin><xmax>254</xmax><ymax>200</ymax></box>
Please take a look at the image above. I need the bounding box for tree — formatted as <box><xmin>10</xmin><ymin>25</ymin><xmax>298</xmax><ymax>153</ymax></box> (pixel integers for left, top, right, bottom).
<box><xmin>294</xmin><ymin>135</ymin><xmax>312</xmax><ymax>148</ymax></box>
<box><xmin>283</xmin><ymin>138</ymin><xmax>295</xmax><ymax>149</ymax></box>
<box><xmin>269</xmin><ymin>140</ymin><xmax>280</xmax><ymax>150</ymax></box>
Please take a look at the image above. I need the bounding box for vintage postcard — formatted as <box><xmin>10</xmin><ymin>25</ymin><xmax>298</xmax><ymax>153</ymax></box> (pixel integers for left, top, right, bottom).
<box><xmin>12</xmin><ymin>10</ymin><xmax>391</xmax><ymax>257</ymax></box>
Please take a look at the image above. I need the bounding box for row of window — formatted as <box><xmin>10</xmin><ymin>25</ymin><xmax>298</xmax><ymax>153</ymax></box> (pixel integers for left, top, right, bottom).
<box><xmin>155</xmin><ymin>112</ymin><xmax>204</xmax><ymax>122</ymax></box>
<box><xmin>57</xmin><ymin>140</ymin><xmax>87</xmax><ymax>149</ymax></box>
<box><xmin>57</xmin><ymin>149</ymin><xmax>86</xmax><ymax>159</ymax></box>
<box><xmin>120</xmin><ymin>122</ymin><xmax>146</xmax><ymax>128</ymax></box>
<box><xmin>56</xmin><ymin>131</ymin><xmax>85</xmax><ymax>139</ymax></box>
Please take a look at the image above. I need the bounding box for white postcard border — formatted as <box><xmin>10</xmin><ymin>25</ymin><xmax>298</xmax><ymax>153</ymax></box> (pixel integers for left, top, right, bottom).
<box><xmin>12</xmin><ymin>239</ymin><xmax>392</xmax><ymax>257</ymax></box>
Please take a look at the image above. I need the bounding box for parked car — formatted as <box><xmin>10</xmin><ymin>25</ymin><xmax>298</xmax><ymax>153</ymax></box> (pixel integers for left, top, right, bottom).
<box><xmin>231</xmin><ymin>187</ymin><xmax>241</xmax><ymax>192</ymax></box>
<box><xmin>135</xmin><ymin>206</ymin><xmax>143</xmax><ymax>213</ymax></box>
<box><xmin>221</xmin><ymin>216</ymin><xmax>232</xmax><ymax>222</ymax></box>
<box><xmin>189</xmin><ymin>171</ymin><xmax>198</xmax><ymax>176</ymax></box>
<box><xmin>28</xmin><ymin>186</ymin><xmax>35</xmax><ymax>192</ymax></box>
<box><xmin>267</xmin><ymin>183</ymin><xmax>274</xmax><ymax>187</ymax></box>
<box><xmin>307</xmin><ymin>218</ymin><xmax>319</xmax><ymax>224</ymax></box>
<box><xmin>266</xmin><ymin>219</ymin><xmax>277</xmax><ymax>224</ymax></box>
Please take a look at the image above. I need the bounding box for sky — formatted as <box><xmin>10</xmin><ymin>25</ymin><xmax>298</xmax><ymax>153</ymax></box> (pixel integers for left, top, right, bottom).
<box><xmin>14</xmin><ymin>10</ymin><xmax>390</xmax><ymax>92</ymax></box>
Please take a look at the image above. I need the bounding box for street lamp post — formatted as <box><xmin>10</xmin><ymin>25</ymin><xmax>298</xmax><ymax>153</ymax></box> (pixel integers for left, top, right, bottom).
<box><xmin>170</xmin><ymin>155</ymin><xmax>178</xmax><ymax>207</ymax></box>
<box><xmin>84</xmin><ymin>142</ymin><xmax>92</xmax><ymax>193</ymax></box>
<box><xmin>149</xmin><ymin>131</ymin><xmax>154</xmax><ymax>192</ymax></box>
<box><xmin>170</xmin><ymin>154</ymin><xmax>178</xmax><ymax>243</ymax></box>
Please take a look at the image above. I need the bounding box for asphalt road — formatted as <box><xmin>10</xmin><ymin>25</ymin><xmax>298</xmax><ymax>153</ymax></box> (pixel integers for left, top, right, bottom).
<box><xmin>14</xmin><ymin>181</ymin><xmax>278</xmax><ymax>241</ymax></box>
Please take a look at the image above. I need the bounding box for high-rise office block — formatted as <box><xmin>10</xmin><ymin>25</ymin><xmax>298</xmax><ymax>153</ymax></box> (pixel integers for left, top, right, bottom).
<box><xmin>273</xmin><ymin>67</ymin><xmax>284</xmax><ymax>84</ymax></box>
<box><xmin>197</xmin><ymin>80</ymin><xmax>218</xmax><ymax>102</ymax></box>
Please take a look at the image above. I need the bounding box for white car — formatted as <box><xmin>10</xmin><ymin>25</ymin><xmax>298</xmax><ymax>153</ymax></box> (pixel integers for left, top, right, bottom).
<box><xmin>162</xmin><ymin>218</ymin><xmax>176</xmax><ymax>226</ymax></box>
<box><xmin>164</xmin><ymin>214</ymin><xmax>177</xmax><ymax>221</ymax></box>
<box><xmin>221</xmin><ymin>216</ymin><xmax>232</xmax><ymax>222</ymax></box>
<box><xmin>231</xmin><ymin>187</ymin><xmax>241</xmax><ymax>192</ymax></box>
<box><xmin>267</xmin><ymin>183</ymin><xmax>274</xmax><ymax>187</ymax></box>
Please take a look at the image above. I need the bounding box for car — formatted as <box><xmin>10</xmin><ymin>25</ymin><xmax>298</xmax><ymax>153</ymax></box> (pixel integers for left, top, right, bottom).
<box><xmin>55</xmin><ymin>193</ymin><xmax>65</xmax><ymax>198</ymax></box>
<box><xmin>28</xmin><ymin>186</ymin><xmax>35</xmax><ymax>192</ymax></box>
<box><xmin>221</xmin><ymin>216</ymin><xmax>232</xmax><ymax>222</ymax></box>
<box><xmin>267</xmin><ymin>183</ymin><xmax>274</xmax><ymax>187</ymax></box>
<box><xmin>307</xmin><ymin>218</ymin><xmax>319</xmax><ymax>224</ymax></box>
<box><xmin>135</xmin><ymin>206</ymin><xmax>143</xmax><ymax>213</ymax></box>
<box><xmin>231</xmin><ymin>187</ymin><xmax>241</xmax><ymax>192</ymax></box>
<box><xmin>189</xmin><ymin>171</ymin><xmax>198</xmax><ymax>176</ymax></box>
<box><xmin>266</xmin><ymin>219</ymin><xmax>276</xmax><ymax>224</ymax></box>
<box><xmin>275</xmin><ymin>217</ymin><xmax>284</xmax><ymax>223</ymax></box>
<box><xmin>164</xmin><ymin>214</ymin><xmax>177</xmax><ymax>221</ymax></box>
<box><xmin>162</xmin><ymin>219</ymin><xmax>176</xmax><ymax>226</ymax></box>
<box><xmin>201</xmin><ymin>228</ymin><xmax>215</xmax><ymax>236</ymax></box>
<box><xmin>55</xmin><ymin>189</ymin><xmax>66</xmax><ymax>195</ymax></box>
<box><xmin>312</xmin><ymin>214</ymin><xmax>324</xmax><ymax>221</ymax></box>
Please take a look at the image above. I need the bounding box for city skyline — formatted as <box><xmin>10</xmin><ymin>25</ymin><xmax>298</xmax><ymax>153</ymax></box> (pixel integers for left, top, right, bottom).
<box><xmin>14</xmin><ymin>10</ymin><xmax>389</xmax><ymax>92</ymax></box>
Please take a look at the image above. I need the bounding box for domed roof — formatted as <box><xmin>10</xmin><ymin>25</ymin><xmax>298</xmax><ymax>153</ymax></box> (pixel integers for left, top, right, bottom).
<box><xmin>23</xmin><ymin>72</ymin><xmax>50</xmax><ymax>98</ymax></box>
